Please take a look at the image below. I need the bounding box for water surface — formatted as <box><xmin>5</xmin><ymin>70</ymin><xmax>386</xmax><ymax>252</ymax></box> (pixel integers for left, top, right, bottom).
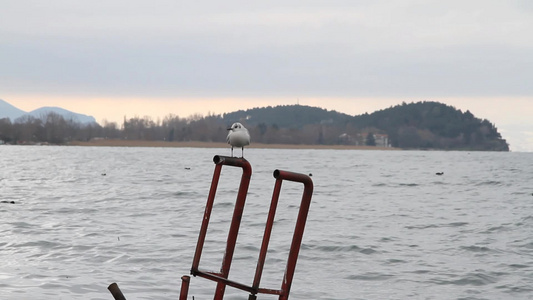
<box><xmin>1</xmin><ymin>146</ymin><xmax>532</xmax><ymax>299</ymax></box>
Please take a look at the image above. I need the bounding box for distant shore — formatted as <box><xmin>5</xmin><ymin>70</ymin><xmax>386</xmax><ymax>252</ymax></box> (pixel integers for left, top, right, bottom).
<box><xmin>68</xmin><ymin>139</ymin><xmax>398</xmax><ymax>150</ymax></box>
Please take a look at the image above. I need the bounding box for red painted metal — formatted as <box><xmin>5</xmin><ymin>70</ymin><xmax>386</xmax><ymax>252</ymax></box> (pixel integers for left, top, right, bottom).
<box><xmin>251</xmin><ymin>169</ymin><xmax>314</xmax><ymax>300</ymax></box>
<box><xmin>190</xmin><ymin>155</ymin><xmax>252</xmax><ymax>300</ymax></box>
<box><xmin>252</xmin><ymin>178</ymin><xmax>282</xmax><ymax>289</ymax></box>
<box><xmin>179</xmin><ymin>276</ymin><xmax>190</xmax><ymax>300</ymax></box>
<box><xmin>108</xmin><ymin>283</ymin><xmax>127</xmax><ymax>300</ymax></box>
<box><xmin>191</xmin><ymin>159</ymin><xmax>223</xmax><ymax>270</ymax></box>
<box><xmin>182</xmin><ymin>156</ymin><xmax>313</xmax><ymax>300</ymax></box>
<box><xmin>273</xmin><ymin>170</ymin><xmax>314</xmax><ymax>300</ymax></box>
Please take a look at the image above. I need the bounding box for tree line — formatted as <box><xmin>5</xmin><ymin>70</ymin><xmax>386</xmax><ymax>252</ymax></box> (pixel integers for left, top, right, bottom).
<box><xmin>0</xmin><ymin>112</ymin><xmax>374</xmax><ymax>146</ymax></box>
<box><xmin>0</xmin><ymin>101</ymin><xmax>510</xmax><ymax>151</ymax></box>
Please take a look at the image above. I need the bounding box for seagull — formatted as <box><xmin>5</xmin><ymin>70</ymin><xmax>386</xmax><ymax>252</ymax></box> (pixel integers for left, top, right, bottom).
<box><xmin>226</xmin><ymin>122</ymin><xmax>250</xmax><ymax>157</ymax></box>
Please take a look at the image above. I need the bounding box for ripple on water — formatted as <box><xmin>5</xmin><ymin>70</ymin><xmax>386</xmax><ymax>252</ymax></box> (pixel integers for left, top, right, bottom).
<box><xmin>303</xmin><ymin>243</ymin><xmax>379</xmax><ymax>255</ymax></box>
<box><xmin>429</xmin><ymin>271</ymin><xmax>499</xmax><ymax>286</ymax></box>
<box><xmin>346</xmin><ymin>272</ymin><xmax>395</xmax><ymax>281</ymax></box>
<box><xmin>460</xmin><ymin>245</ymin><xmax>494</xmax><ymax>253</ymax></box>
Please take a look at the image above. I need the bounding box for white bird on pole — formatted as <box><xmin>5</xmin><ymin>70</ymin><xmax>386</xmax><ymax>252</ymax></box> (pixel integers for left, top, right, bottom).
<box><xmin>226</xmin><ymin>122</ymin><xmax>250</xmax><ymax>157</ymax></box>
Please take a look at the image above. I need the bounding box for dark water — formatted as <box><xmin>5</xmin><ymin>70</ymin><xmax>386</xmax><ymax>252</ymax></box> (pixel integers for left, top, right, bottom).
<box><xmin>0</xmin><ymin>146</ymin><xmax>532</xmax><ymax>299</ymax></box>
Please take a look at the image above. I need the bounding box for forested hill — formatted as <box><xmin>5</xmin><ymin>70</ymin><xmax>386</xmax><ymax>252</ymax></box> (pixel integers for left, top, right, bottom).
<box><xmin>1</xmin><ymin>100</ymin><xmax>509</xmax><ymax>151</ymax></box>
<box><xmin>350</xmin><ymin>101</ymin><xmax>508</xmax><ymax>151</ymax></box>
<box><xmin>223</xmin><ymin>101</ymin><xmax>509</xmax><ymax>151</ymax></box>
<box><xmin>223</xmin><ymin>105</ymin><xmax>353</xmax><ymax>128</ymax></box>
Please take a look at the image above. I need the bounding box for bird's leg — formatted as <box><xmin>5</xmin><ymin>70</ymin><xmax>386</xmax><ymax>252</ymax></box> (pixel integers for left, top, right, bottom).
<box><xmin>231</xmin><ymin>147</ymin><xmax>234</xmax><ymax>157</ymax></box>
<box><xmin>241</xmin><ymin>146</ymin><xmax>244</xmax><ymax>158</ymax></box>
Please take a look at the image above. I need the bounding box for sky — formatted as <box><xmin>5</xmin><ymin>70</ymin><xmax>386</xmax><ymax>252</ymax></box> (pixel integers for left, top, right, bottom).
<box><xmin>1</xmin><ymin>1</ymin><xmax>532</xmax><ymax>151</ymax></box>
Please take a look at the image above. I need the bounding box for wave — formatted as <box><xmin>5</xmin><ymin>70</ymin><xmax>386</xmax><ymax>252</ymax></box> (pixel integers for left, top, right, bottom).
<box><xmin>406</xmin><ymin>222</ymin><xmax>469</xmax><ymax>230</ymax></box>
<box><xmin>429</xmin><ymin>271</ymin><xmax>499</xmax><ymax>286</ymax></box>
<box><xmin>346</xmin><ymin>272</ymin><xmax>394</xmax><ymax>281</ymax></box>
<box><xmin>302</xmin><ymin>243</ymin><xmax>379</xmax><ymax>255</ymax></box>
<box><xmin>475</xmin><ymin>180</ymin><xmax>504</xmax><ymax>186</ymax></box>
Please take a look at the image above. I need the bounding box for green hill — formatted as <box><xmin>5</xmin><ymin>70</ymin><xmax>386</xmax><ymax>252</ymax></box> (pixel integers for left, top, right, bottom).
<box><xmin>222</xmin><ymin>101</ymin><xmax>508</xmax><ymax>151</ymax></box>
<box><xmin>222</xmin><ymin>105</ymin><xmax>353</xmax><ymax>128</ymax></box>
<box><xmin>350</xmin><ymin>101</ymin><xmax>508</xmax><ymax>151</ymax></box>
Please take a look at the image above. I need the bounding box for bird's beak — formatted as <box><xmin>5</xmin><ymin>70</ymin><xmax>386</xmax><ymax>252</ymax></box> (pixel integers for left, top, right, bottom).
<box><xmin>227</xmin><ymin>127</ymin><xmax>231</xmax><ymax>130</ymax></box>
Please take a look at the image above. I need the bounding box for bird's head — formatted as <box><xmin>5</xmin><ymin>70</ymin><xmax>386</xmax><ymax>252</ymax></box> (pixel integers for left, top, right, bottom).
<box><xmin>228</xmin><ymin>122</ymin><xmax>244</xmax><ymax>131</ymax></box>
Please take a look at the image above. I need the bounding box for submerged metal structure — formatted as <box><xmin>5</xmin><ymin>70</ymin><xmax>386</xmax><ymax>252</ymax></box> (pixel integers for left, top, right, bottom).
<box><xmin>109</xmin><ymin>155</ymin><xmax>313</xmax><ymax>300</ymax></box>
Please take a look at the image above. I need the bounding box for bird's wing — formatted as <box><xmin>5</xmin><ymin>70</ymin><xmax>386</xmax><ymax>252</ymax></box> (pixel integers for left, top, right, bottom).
<box><xmin>245</xmin><ymin>130</ymin><xmax>251</xmax><ymax>145</ymax></box>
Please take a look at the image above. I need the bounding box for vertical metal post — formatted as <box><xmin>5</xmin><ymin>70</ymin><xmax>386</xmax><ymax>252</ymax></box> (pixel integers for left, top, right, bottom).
<box><xmin>191</xmin><ymin>162</ymin><xmax>223</xmax><ymax>271</ymax></box>
<box><xmin>272</xmin><ymin>170</ymin><xmax>313</xmax><ymax>300</ymax></box>
<box><xmin>252</xmin><ymin>178</ymin><xmax>283</xmax><ymax>290</ymax></box>
<box><xmin>108</xmin><ymin>283</ymin><xmax>127</xmax><ymax>300</ymax></box>
<box><xmin>189</xmin><ymin>155</ymin><xmax>252</xmax><ymax>300</ymax></box>
<box><xmin>179</xmin><ymin>276</ymin><xmax>190</xmax><ymax>300</ymax></box>
<box><xmin>214</xmin><ymin>157</ymin><xmax>252</xmax><ymax>300</ymax></box>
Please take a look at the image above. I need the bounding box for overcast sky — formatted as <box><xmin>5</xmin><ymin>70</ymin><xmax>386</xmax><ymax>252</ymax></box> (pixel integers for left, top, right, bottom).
<box><xmin>1</xmin><ymin>1</ymin><xmax>532</xmax><ymax>151</ymax></box>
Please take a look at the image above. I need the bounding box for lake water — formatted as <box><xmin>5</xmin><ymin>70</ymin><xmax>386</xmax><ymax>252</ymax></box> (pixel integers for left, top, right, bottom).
<box><xmin>0</xmin><ymin>146</ymin><xmax>532</xmax><ymax>300</ymax></box>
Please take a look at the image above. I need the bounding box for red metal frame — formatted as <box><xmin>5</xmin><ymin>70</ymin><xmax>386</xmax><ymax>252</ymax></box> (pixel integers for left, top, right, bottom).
<box><xmin>190</xmin><ymin>155</ymin><xmax>252</xmax><ymax>300</ymax></box>
<box><xmin>252</xmin><ymin>169</ymin><xmax>314</xmax><ymax>300</ymax></box>
<box><xmin>180</xmin><ymin>156</ymin><xmax>313</xmax><ymax>300</ymax></box>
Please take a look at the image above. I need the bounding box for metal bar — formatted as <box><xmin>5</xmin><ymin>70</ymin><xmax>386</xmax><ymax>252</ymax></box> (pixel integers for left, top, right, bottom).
<box><xmin>252</xmin><ymin>178</ymin><xmax>283</xmax><ymax>290</ymax></box>
<box><xmin>214</xmin><ymin>156</ymin><xmax>252</xmax><ymax>300</ymax></box>
<box><xmin>193</xmin><ymin>269</ymin><xmax>256</xmax><ymax>293</ymax></box>
<box><xmin>273</xmin><ymin>170</ymin><xmax>313</xmax><ymax>300</ymax></box>
<box><xmin>179</xmin><ymin>276</ymin><xmax>190</xmax><ymax>300</ymax></box>
<box><xmin>189</xmin><ymin>155</ymin><xmax>252</xmax><ymax>300</ymax></box>
<box><xmin>257</xmin><ymin>287</ymin><xmax>284</xmax><ymax>295</ymax></box>
<box><xmin>108</xmin><ymin>283</ymin><xmax>127</xmax><ymax>300</ymax></box>
<box><xmin>192</xmin><ymin>156</ymin><xmax>251</xmax><ymax>271</ymax></box>
<box><xmin>212</xmin><ymin>155</ymin><xmax>252</xmax><ymax>168</ymax></box>
<box><xmin>191</xmin><ymin>162</ymin><xmax>223</xmax><ymax>270</ymax></box>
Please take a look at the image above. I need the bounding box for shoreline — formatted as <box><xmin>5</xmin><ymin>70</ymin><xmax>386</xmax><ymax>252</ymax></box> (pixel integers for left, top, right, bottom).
<box><xmin>68</xmin><ymin>139</ymin><xmax>398</xmax><ymax>150</ymax></box>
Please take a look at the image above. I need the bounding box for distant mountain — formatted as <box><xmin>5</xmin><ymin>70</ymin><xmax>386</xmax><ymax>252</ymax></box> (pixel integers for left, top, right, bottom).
<box><xmin>28</xmin><ymin>106</ymin><xmax>96</xmax><ymax>124</ymax></box>
<box><xmin>0</xmin><ymin>99</ymin><xmax>96</xmax><ymax>124</ymax></box>
<box><xmin>0</xmin><ymin>99</ymin><xmax>26</xmax><ymax>120</ymax></box>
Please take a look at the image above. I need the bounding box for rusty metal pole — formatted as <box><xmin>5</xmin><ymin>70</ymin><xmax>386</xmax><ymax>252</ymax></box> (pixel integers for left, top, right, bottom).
<box><xmin>191</xmin><ymin>162</ymin><xmax>223</xmax><ymax>271</ymax></box>
<box><xmin>108</xmin><ymin>283</ymin><xmax>127</xmax><ymax>300</ymax></box>
<box><xmin>273</xmin><ymin>170</ymin><xmax>313</xmax><ymax>300</ymax></box>
<box><xmin>252</xmin><ymin>178</ymin><xmax>283</xmax><ymax>290</ymax></box>
<box><xmin>179</xmin><ymin>276</ymin><xmax>190</xmax><ymax>300</ymax></box>
<box><xmin>213</xmin><ymin>156</ymin><xmax>252</xmax><ymax>300</ymax></box>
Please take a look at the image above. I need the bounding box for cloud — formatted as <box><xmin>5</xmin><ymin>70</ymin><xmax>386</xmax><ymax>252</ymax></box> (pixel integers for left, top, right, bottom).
<box><xmin>1</xmin><ymin>1</ymin><xmax>532</xmax><ymax>100</ymax></box>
